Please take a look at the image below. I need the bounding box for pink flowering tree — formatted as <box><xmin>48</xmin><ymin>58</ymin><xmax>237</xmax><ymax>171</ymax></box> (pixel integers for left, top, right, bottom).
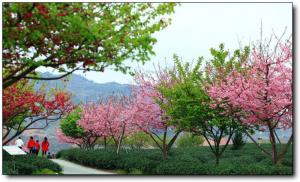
<box><xmin>209</xmin><ymin>39</ymin><xmax>292</xmax><ymax>165</ymax></box>
<box><xmin>77</xmin><ymin>103</ymin><xmax>110</xmax><ymax>149</ymax></box>
<box><xmin>88</xmin><ymin>96</ymin><xmax>136</xmax><ymax>154</ymax></box>
<box><xmin>131</xmin><ymin>69</ymin><xmax>182</xmax><ymax>159</ymax></box>
<box><xmin>56</xmin><ymin>129</ymin><xmax>85</xmax><ymax>148</ymax></box>
<box><xmin>56</xmin><ymin>106</ymin><xmax>103</xmax><ymax>149</ymax></box>
<box><xmin>57</xmin><ymin>96</ymin><xmax>136</xmax><ymax>152</ymax></box>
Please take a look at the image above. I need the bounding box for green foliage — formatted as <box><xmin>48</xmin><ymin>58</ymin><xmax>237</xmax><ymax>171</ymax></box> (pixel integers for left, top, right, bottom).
<box><xmin>157</xmin><ymin>55</ymin><xmax>208</xmax><ymax>129</ymax></box>
<box><xmin>33</xmin><ymin>168</ymin><xmax>60</xmax><ymax>174</ymax></box>
<box><xmin>157</xmin><ymin>54</ymin><xmax>238</xmax><ymax>164</ymax></box>
<box><xmin>2</xmin><ymin>150</ymin><xmax>62</xmax><ymax>175</ymax></box>
<box><xmin>130</xmin><ymin>169</ymin><xmax>143</xmax><ymax>175</ymax></box>
<box><xmin>59</xmin><ymin>107</ymin><xmax>84</xmax><ymax>138</ymax></box>
<box><xmin>117</xmin><ymin>156</ymin><xmax>159</xmax><ymax>174</ymax></box>
<box><xmin>231</xmin><ymin>131</ymin><xmax>246</xmax><ymax>150</ymax></box>
<box><xmin>176</xmin><ymin>132</ymin><xmax>204</xmax><ymax>148</ymax></box>
<box><xmin>3</xmin><ymin>3</ymin><xmax>177</xmax><ymax>88</ymax></box>
<box><xmin>57</xmin><ymin>144</ymin><xmax>293</xmax><ymax>175</ymax></box>
<box><xmin>205</xmin><ymin>43</ymin><xmax>250</xmax><ymax>84</ymax></box>
<box><xmin>3</xmin><ymin>161</ymin><xmax>38</xmax><ymax>175</ymax></box>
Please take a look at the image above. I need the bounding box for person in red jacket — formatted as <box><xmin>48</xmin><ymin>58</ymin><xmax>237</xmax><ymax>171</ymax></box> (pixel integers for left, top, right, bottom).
<box><xmin>34</xmin><ymin>140</ymin><xmax>40</xmax><ymax>156</ymax></box>
<box><xmin>41</xmin><ymin>137</ymin><xmax>49</xmax><ymax>158</ymax></box>
<box><xmin>27</xmin><ymin>136</ymin><xmax>35</xmax><ymax>154</ymax></box>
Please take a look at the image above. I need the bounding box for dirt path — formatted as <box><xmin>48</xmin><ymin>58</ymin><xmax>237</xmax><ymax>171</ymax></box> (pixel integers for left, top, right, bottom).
<box><xmin>51</xmin><ymin>159</ymin><xmax>115</xmax><ymax>175</ymax></box>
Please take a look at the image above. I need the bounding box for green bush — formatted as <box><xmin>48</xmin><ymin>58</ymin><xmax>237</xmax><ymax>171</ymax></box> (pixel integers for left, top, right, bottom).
<box><xmin>117</xmin><ymin>157</ymin><xmax>159</xmax><ymax>174</ymax></box>
<box><xmin>154</xmin><ymin>161</ymin><xmax>206</xmax><ymax>175</ymax></box>
<box><xmin>57</xmin><ymin>144</ymin><xmax>293</xmax><ymax>175</ymax></box>
<box><xmin>231</xmin><ymin>131</ymin><xmax>245</xmax><ymax>150</ymax></box>
<box><xmin>3</xmin><ymin>161</ymin><xmax>38</xmax><ymax>175</ymax></box>
<box><xmin>33</xmin><ymin>168</ymin><xmax>60</xmax><ymax>174</ymax></box>
<box><xmin>2</xmin><ymin>150</ymin><xmax>62</xmax><ymax>175</ymax></box>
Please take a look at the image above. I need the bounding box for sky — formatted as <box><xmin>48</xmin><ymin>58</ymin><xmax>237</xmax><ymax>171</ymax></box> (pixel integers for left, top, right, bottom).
<box><xmin>40</xmin><ymin>3</ymin><xmax>292</xmax><ymax>84</ymax></box>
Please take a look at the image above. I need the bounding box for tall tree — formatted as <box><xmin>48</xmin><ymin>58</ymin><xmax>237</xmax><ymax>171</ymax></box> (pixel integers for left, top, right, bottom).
<box><xmin>209</xmin><ymin>39</ymin><xmax>292</xmax><ymax>165</ymax></box>
<box><xmin>3</xmin><ymin>2</ymin><xmax>177</xmax><ymax>88</ymax></box>
<box><xmin>85</xmin><ymin>96</ymin><xmax>136</xmax><ymax>153</ymax></box>
<box><xmin>157</xmin><ymin>55</ymin><xmax>237</xmax><ymax>165</ymax></box>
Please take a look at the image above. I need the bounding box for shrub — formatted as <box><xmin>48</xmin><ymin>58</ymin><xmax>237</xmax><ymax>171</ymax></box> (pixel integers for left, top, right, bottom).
<box><xmin>282</xmin><ymin>157</ymin><xmax>293</xmax><ymax>167</ymax></box>
<box><xmin>33</xmin><ymin>169</ymin><xmax>60</xmax><ymax>175</ymax></box>
<box><xmin>3</xmin><ymin>161</ymin><xmax>38</xmax><ymax>175</ymax></box>
<box><xmin>2</xmin><ymin>150</ymin><xmax>62</xmax><ymax>175</ymax></box>
<box><xmin>57</xmin><ymin>144</ymin><xmax>293</xmax><ymax>175</ymax></box>
<box><xmin>130</xmin><ymin>169</ymin><xmax>143</xmax><ymax>174</ymax></box>
<box><xmin>231</xmin><ymin>131</ymin><xmax>245</xmax><ymax>150</ymax></box>
<box><xmin>117</xmin><ymin>157</ymin><xmax>159</xmax><ymax>174</ymax></box>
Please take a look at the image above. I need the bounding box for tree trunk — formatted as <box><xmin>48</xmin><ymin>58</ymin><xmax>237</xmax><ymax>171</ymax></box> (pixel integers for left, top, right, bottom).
<box><xmin>162</xmin><ymin>125</ymin><xmax>168</xmax><ymax>160</ymax></box>
<box><xmin>104</xmin><ymin>137</ymin><xmax>107</xmax><ymax>149</ymax></box>
<box><xmin>268</xmin><ymin>123</ymin><xmax>278</xmax><ymax>165</ymax></box>
<box><xmin>116</xmin><ymin>124</ymin><xmax>126</xmax><ymax>154</ymax></box>
<box><xmin>277</xmin><ymin>134</ymin><xmax>293</xmax><ymax>164</ymax></box>
<box><xmin>215</xmin><ymin>155</ymin><xmax>220</xmax><ymax>165</ymax></box>
<box><xmin>162</xmin><ymin>148</ymin><xmax>168</xmax><ymax>160</ymax></box>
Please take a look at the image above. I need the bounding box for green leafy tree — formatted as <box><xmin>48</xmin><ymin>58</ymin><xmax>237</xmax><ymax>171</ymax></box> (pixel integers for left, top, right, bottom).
<box><xmin>157</xmin><ymin>55</ymin><xmax>238</xmax><ymax>165</ymax></box>
<box><xmin>204</xmin><ymin>43</ymin><xmax>250</xmax><ymax>85</ymax></box>
<box><xmin>3</xmin><ymin>2</ymin><xmax>177</xmax><ymax>88</ymax></box>
<box><xmin>59</xmin><ymin>107</ymin><xmax>84</xmax><ymax>138</ymax></box>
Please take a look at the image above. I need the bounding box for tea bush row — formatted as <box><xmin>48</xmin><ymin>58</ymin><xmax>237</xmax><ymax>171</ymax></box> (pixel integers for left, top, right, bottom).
<box><xmin>3</xmin><ymin>150</ymin><xmax>62</xmax><ymax>175</ymax></box>
<box><xmin>57</xmin><ymin>144</ymin><xmax>293</xmax><ymax>175</ymax></box>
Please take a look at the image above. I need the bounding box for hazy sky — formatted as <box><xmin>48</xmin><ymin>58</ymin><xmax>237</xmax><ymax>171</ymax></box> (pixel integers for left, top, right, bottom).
<box><xmin>40</xmin><ymin>3</ymin><xmax>292</xmax><ymax>84</ymax></box>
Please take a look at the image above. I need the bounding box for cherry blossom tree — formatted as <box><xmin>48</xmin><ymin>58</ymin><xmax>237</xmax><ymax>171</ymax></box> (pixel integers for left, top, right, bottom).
<box><xmin>57</xmin><ymin>96</ymin><xmax>136</xmax><ymax>152</ymax></box>
<box><xmin>209</xmin><ymin>39</ymin><xmax>292</xmax><ymax>165</ymax></box>
<box><xmin>56</xmin><ymin>129</ymin><xmax>85</xmax><ymax>148</ymax></box>
<box><xmin>56</xmin><ymin>107</ymin><xmax>99</xmax><ymax>149</ymax></box>
<box><xmin>90</xmin><ymin>96</ymin><xmax>136</xmax><ymax>153</ymax></box>
<box><xmin>3</xmin><ymin>80</ymin><xmax>74</xmax><ymax>145</ymax></box>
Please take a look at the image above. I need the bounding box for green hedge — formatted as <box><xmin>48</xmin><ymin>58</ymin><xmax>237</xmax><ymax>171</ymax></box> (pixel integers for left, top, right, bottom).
<box><xmin>2</xmin><ymin>150</ymin><xmax>62</xmax><ymax>175</ymax></box>
<box><xmin>154</xmin><ymin>162</ymin><xmax>292</xmax><ymax>175</ymax></box>
<box><xmin>57</xmin><ymin>144</ymin><xmax>293</xmax><ymax>175</ymax></box>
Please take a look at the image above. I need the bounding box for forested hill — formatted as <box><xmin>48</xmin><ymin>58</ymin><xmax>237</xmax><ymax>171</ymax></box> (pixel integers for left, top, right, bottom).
<box><xmin>35</xmin><ymin>72</ymin><xmax>133</xmax><ymax>103</ymax></box>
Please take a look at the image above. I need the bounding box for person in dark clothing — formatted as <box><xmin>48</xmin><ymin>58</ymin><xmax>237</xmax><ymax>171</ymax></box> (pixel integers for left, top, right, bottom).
<box><xmin>47</xmin><ymin>152</ymin><xmax>52</xmax><ymax>159</ymax></box>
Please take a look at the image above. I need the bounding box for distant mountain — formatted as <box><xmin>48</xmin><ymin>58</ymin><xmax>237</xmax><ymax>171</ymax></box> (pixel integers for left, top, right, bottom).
<box><xmin>18</xmin><ymin>72</ymin><xmax>134</xmax><ymax>153</ymax></box>
<box><xmin>34</xmin><ymin>72</ymin><xmax>133</xmax><ymax>103</ymax></box>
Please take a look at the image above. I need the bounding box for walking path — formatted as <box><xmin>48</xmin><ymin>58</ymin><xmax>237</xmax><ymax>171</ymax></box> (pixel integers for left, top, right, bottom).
<box><xmin>51</xmin><ymin>159</ymin><xmax>115</xmax><ymax>175</ymax></box>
